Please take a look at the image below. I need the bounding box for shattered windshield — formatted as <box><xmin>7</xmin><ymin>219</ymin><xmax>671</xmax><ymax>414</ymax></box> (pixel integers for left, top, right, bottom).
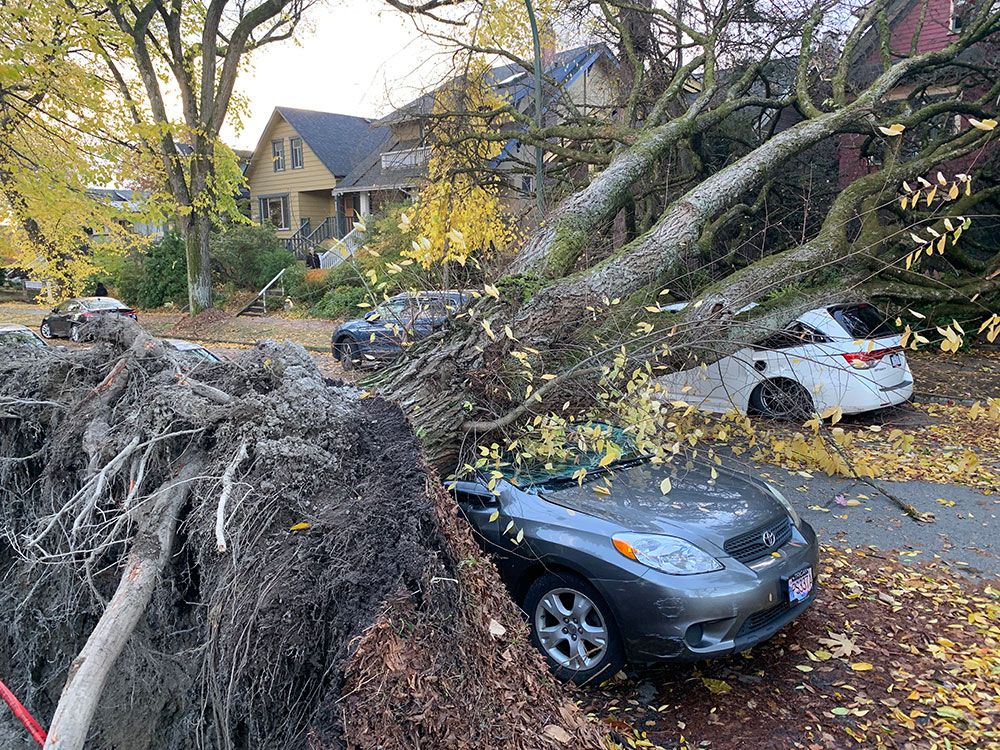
<box><xmin>501</xmin><ymin>423</ymin><xmax>646</xmax><ymax>490</ymax></box>
<box><xmin>0</xmin><ymin>330</ymin><xmax>46</xmax><ymax>348</ymax></box>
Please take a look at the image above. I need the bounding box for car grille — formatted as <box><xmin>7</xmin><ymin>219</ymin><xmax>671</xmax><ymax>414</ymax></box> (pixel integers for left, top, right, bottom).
<box><xmin>736</xmin><ymin>600</ymin><xmax>792</xmax><ymax>638</ymax></box>
<box><xmin>724</xmin><ymin>515</ymin><xmax>792</xmax><ymax>563</ymax></box>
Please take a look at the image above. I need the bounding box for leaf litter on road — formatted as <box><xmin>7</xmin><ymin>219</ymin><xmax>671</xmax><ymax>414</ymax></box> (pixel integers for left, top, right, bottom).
<box><xmin>584</xmin><ymin>544</ymin><xmax>1000</xmax><ymax>750</ymax></box>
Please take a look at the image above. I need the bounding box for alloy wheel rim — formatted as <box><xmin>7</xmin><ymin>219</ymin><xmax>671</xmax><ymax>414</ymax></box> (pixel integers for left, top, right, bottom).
<box><xmin>759</xmin><ymin>381</ymin><xmax>810</xmax><ymax>419</ymax></box>
<box><xmin>534</xmin><ymin>587</ymin><xmax>609</xmax><ymax>671</ymax></box>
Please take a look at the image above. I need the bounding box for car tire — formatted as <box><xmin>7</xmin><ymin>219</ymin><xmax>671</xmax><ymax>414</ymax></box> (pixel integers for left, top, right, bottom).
<box><xmin>70</xmin><ymin>324</ymin><xmax>81</xmax><ymax>343</ymax></box>
<box><xmin>750</xmin><ymin>378</ymin><xmax>814</xmax><ymax>421</ymax></box>
<box><xmin>40</xmin><ymin>322</ymin><xmax>52</xmax><ymax>339</ymax></box>
<box><xmin>523</xmin><ymin>571</ymin><xmax>624</xmax><ymax>685</ymax></box>
<box><xmin>334</xmin><ymin>339</ymin><xmax>359</xmax><ymax>370</ymax></box>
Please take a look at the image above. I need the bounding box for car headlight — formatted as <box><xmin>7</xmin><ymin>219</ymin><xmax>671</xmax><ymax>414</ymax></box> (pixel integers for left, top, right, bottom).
<box><xmin>612</xmin><ymin>534</ymin><xmax>723</xmax><ymax>575</ymax></box>
<box><xmin>764</xmin><ymin>483</ymin><xmax>800</xmax><ymax>526</ymax></box>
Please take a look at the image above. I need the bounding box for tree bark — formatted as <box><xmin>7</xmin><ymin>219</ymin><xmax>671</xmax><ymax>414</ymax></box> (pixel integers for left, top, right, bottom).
<box><xmin>43</xmin><ymin>458</ymin><xmax>202</xmax><ymax>750</ymax></box>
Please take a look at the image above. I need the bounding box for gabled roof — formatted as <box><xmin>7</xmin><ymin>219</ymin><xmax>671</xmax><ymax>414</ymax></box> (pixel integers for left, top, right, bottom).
<box><xmin>377</xmin><ymin>44</ymin><xmax>615</xmax><ymax>126</ymax></box>
<box><xmin>336</xmin><ymin>44</ymin><xmax>616</xmax><ymax>194</ymax></box>
<box><xmin>251</xmin><ymin>108</ymin><xmax>389</xmax><ymax>178</ymax></box>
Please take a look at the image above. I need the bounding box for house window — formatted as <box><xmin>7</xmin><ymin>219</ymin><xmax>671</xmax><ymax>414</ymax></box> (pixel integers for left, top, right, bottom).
<box><xmin>381</xmin><ymin>146</ymin><xmax>431</xmax><ymax>170</ymax></box>
<box><xmin>272</xmin><ymin>139</ymin><xmax>285</xmax><ymax>171</ymax></box>
<box><xmin>950</xmin><ymin>0</ymin><xmax>967</xmax><ymax>31</ymax></box>
<box><xmin>259</xmin><ymin>195</ymin><xmax>290</xmax><ymax>230</ymax></box>
<box><xmin>290</xmin><ymin>137</ymin><xmax>303</xmax><ymax>169</ymax></box>
<box><xmin>521</xmin><ymin>176</ymin><xmax>533</xmax><ymax>194</ymax></box>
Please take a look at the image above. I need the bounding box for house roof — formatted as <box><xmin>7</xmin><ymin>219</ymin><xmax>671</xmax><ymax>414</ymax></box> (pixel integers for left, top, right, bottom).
<box><xmin>270</xmin><ymin>107</ymin><xmax>389</xmax><ymax>177</ymax></box>
<box><xmin>377</xmin><ymin>44</ymin><xmax>614</xmax><ymax>126</ymax></box>
<box><xmin>336</xmin><ymin>44</ymin><xmax>615</xmax><ymax>194</ymax></box>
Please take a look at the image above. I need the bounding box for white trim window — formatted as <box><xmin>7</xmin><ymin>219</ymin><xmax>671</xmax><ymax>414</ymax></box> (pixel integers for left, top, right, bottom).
<box><xmin>290</xmin><ymin>137</ymin><xmax>304</xmax><ymax>169</ymax></box>
<box><xmin>272</xmin><ymin>139</ymin><xmax>285</xmax><ymax>171</ymax></box>
<box><xmin>259</xmin><ymin>195</ymin><xmax>290</xmax><ymax>230</ymax></box>
<box><xmin>381</xmin><ymin>146</ymin><xmax>431</xmax><ymax>170</ymax></box>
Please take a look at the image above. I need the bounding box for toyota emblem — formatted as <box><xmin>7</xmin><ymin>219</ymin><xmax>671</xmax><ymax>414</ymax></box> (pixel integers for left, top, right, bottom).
<box><xmin>762</xmin><ymin>530</ymin><xmax>776</xmax><ymax>547</ymax></box>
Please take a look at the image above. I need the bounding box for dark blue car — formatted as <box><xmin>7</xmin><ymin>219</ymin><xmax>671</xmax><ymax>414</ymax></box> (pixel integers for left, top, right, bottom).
<box><xmin>331</xmin><ymin>291</ymin><xmax>470</xmax><ymax>369</ymax></box>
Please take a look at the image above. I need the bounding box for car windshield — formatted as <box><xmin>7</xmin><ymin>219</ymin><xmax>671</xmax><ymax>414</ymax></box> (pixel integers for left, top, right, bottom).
<box><xmin>828</xmin><ymin>303</ymin><xmax>895</xmax><ymax>339</ymax></box>
<box><xmin>0</xmin><ymin>330</ymin><xmax>46</xmax><ymax>347</ymax></box>
<box><xmin>177</xmin><ymin>346</ymin><xmax>220</xmax><ymax>362</ymax></box>
<box><xmin>501</xmin><ymin>423</ymin><xmax>647</xmax><ymax>490</ymax></box>
<box><xmin>370</xmin><ymin>299</ymin><xmax>409</xmax><ymax>322</ymax></box>
<box><xmin>84</xmin><ymin>298</ymin><xmax>125</xmax><ymax>311</ymax></box>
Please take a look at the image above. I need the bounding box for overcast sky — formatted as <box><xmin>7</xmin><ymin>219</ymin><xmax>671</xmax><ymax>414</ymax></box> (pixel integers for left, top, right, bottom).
<box><xmin>222</xmin><ymin>2</ymin><xmax>445</xmax><ymax>150</ymax></box>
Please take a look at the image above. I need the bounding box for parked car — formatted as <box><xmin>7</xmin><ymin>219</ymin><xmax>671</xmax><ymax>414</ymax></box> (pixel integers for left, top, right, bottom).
<box><xmin>656</xmin><ymin>302</ymin><xmax>913</xmax><ymax>419</ymax></box>
<box><xmin>331</xmin><ymin>291</ymin><xmax>470</xmax><ymax>369</ymax></box>
<box><xmin>40</xmin><ymin>297</ymin><xmax>137</xmax><ymax>342</ymax></box>
<box><xmin>163</xmin><ymin>339</ymin><xmax>223</xmax><ymax>362</ymax></box>
<box><xmin>452</xmin><ymin>426</ymin><xmax>817</xmax><ymax>684</ymax></box>
<box><xmin>0</xmin><ymin>324</ymin><xmax>49</xmax><ymax>348</ymax></box>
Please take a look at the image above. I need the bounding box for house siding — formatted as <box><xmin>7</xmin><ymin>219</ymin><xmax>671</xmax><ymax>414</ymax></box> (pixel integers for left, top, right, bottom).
<box><xmin>248</xmin><ymin>115</ymin><xmax>338</xmax><ymax>234</ymax></box>
<box><xmin>886</xmin><ymin>0</ymin><xmax>956</xmax><ymax>56</ymax></box>
<box><xmin>841</xmin><ymin>0</ymin><xmax>967</xmax><ymax>186</ymax></box>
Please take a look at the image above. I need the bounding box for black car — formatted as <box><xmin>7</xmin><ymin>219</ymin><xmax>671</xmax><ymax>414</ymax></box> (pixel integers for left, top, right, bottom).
<box><xmin>331</xmin><ymin>291</ymin><xmax>470</xmax><ymax>369</ymax></box>
<box><xmin>40</xmin><ymin>297</ymin><xmax>137</xmax><ymax>341</ymax></box>
<box><xmin>452</xmin><ymin>428</ymin><xmax>818</xmax><ymax>684</ymax></box>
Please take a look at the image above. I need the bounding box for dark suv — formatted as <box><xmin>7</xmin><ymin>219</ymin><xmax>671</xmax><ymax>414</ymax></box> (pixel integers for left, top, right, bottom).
<box><xmin>331</xmin><ymin>291</ymin><xmax>469</xmax><ymax>369</ymax></box>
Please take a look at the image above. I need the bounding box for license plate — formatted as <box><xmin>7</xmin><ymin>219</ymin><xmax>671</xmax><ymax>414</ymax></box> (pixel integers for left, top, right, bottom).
<box><xmin>889</xmin><ymin>353</ymin><xmax>901</xmax><ymax>367</ymax></box>
<box><xmin>787</xmin><ymin>567</ymin><xmax>814</xmax><ymax>603</ymax></box>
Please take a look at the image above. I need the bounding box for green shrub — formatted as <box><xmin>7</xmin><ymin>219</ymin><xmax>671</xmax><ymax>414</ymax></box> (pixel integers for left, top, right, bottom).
<box><xmin>109</xmin><ymin>231</ymin><xmax>188</xmax><ymax>309</ymax></box>
<box><xmin>211</xmin><ymin>222</ymin><xmax>295</xmax><ymax>290</ymax></box>
<box><xmin>311</xmin><ymin>285</ymin><xmax>368</xmax><ymax>320</ymax></box>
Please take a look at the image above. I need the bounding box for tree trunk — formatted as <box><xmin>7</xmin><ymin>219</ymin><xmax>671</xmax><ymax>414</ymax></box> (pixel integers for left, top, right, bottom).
<box><xmin>183</xmin><ymin>210</ymin><xmax>213</xmax><ymax>314</ymax></box>
<box><xmin>43</xmin><ymin>459</ymin><xmax>202</xmax><ymax>750</ymax></box>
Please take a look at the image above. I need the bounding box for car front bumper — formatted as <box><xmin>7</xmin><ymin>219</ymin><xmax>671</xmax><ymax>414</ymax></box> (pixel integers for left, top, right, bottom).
<box><xmin>600</xmin><ymin>520</ymin><xmax>819</xmax><ymax>663</ymax></box>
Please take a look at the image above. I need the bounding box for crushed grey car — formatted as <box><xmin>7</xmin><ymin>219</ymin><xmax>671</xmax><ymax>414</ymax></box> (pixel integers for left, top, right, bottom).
<box><xmin>452</xmin><ymin>442</ymin><xmax>817</xmax><ymax>684</ymax></box>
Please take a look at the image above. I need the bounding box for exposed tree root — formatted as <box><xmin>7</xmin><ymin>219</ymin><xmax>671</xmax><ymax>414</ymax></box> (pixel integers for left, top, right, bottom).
<box><xmin>0</xmin><ymin>319</ymin><xmax>598</xmax><ymax>749</ymax></box>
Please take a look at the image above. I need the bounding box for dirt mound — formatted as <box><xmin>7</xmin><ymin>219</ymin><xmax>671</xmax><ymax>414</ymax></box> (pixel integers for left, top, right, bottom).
<box><xmin>0</xmin><ymin>319</ymin><xmax>602</xmax><ymax>749</ymax></box>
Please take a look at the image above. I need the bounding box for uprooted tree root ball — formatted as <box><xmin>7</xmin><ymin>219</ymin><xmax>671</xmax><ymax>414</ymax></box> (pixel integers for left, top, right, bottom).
<box><xmin>0</xmin><ymin>319</ymin><xmax>603</xmax><ymax>750</ymax></box>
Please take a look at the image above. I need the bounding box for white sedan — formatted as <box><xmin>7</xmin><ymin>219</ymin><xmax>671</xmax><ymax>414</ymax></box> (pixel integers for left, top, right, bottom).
<box><xmin>656</xmin><ymin>302</ymin><xmax>914</xmax><ymax>419</ymax></box>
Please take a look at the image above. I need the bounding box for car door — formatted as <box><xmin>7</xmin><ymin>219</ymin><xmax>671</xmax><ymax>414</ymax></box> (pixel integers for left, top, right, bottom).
<box><xmin>53</xmin><ymin>301</ymin><xmax>79</xmax><ymax>336</ymax></box>
<box><xmin>359</xmin><ymin>298</ymin><xmax>410</xmax><ymax>356</ymax></box>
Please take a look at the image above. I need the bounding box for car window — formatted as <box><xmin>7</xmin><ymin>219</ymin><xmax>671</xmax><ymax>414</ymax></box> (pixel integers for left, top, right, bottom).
<box><xmin>754</xmin><ymin>322</ymin><xmax>829</xmax><ymax>350</ymax></box>
<box><xmin>0</xmin><ymin>331</ymin><xmax>46</xmax><ymax>347</ymax></box>
<box><xmin>828</xmin><ymin>304</ymin><xmax>895</xmax><ymax>339</ymax></box>
<box><xmin>412</xmin><ymin>298</ymin><xmax>448</xmax><ymax>318</ymax></box>
<box><xmin>56</xmin><ymin>301</ymin><xmax>74</xmax><ymax>313</ymax></box>
<box><xmin>86</xmin><ymin>298</ymin><xmax>125</xmax><ymax>311</ymax></box>
<box><xmin>371</xmin><ymin>299</ymin><xmax>409</xmax><ymax>322</ymax></box>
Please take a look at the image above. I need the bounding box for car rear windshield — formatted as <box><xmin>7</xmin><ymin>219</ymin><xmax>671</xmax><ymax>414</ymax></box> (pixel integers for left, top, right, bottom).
<box><xmin>828</xmin><ymin>304</ymin><xmax>895</xmax><ymax>339</ymax></box>
<box><xmin>85</xmin><ymin>298</ymin><xmax>126</xmax><ymax>310</ymax></box>
<box><xmin>0</xmin><ymin>331</ymin><xmax>45</xmax><ymax>347</ymax></box>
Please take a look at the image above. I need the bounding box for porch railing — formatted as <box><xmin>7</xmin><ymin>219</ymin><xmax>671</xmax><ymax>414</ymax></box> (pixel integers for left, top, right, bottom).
<box><xmin>279</xmin><ymin>216</ymin><xmax>335</xmax><ymax>259</ymax></box>
<box><xmin>319</xmin><ymin>227</ymin><xmax>366</xmax><ymax>270</ymax></box>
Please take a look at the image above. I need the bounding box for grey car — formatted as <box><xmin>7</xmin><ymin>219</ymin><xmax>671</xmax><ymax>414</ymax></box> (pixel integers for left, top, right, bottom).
<box><xmin>0</xmin><ymin>324</ymin><xmax>49</xmax><ymax>348</ymax></box>
<box><xmin>452</xmin><ymin>447</ymin><xmax>817</xmax><ymax>684</ymax></box>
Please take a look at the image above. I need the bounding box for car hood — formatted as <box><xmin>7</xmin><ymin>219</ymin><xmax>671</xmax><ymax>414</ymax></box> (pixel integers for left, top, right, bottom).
<box><xmin>333</xmin><ymin>319</ymin><xmax>368</xmax><ymax>336</ymax></box>
<box><xmin>540</xmin><ymin>461</ymin><xmax>785</xmax><ymax>550</ymax></box>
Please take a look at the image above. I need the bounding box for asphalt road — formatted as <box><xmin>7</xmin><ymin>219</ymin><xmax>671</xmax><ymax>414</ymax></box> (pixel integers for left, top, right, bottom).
<box><xmin>761</xmin><ymin>466</ymin><xmax>1000</xmax><ymax>577</ymax></box>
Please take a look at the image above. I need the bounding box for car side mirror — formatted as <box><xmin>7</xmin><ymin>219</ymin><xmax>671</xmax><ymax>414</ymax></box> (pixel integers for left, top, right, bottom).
<box><xmin>449</xmin><ymin>480</ymin><xmax>498</xmax><ymax>505</ymax></box>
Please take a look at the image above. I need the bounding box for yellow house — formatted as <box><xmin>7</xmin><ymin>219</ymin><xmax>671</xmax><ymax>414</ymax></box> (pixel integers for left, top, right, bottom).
<box><xmin>245</xmin><ymin>107</ymin><xmax>387</xmax><ymax>254</ymax></box>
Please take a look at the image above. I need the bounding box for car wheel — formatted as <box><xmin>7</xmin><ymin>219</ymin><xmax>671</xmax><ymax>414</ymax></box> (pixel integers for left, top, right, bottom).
<box><xmin>523</xmin><ymin>572</ymin><xmax>624</xmax><ymax>685</ymax></box>
<box><xmin>70</xmin><ymin>324</ymin><xmax>81</xmax><ymax>343</ymax></box>
<box><xmin>334</xmin><ymin>339</ymin><xmax>360</xmax><ymax>370</ymax></box>
<box><xmin>40</xmin><ymin>322</ymin><xmax>52</xmax><ymax>339</ymax></box>
<box><xmin>750</xmin><ymin>378</ymin><xmax>814</xmax><ymax>421</ymax></box>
